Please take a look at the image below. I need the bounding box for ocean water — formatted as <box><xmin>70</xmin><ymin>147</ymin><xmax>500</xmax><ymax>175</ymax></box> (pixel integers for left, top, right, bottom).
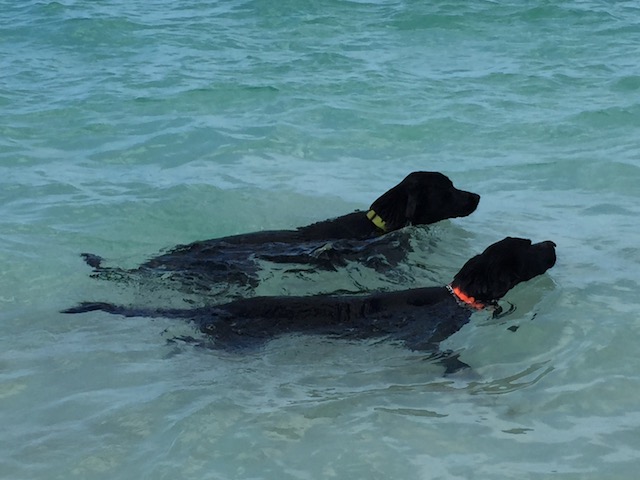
<box><xmin>2</xmin><ymin>0</ymin><xmax>640</xmax><ymax>478</ymax></box>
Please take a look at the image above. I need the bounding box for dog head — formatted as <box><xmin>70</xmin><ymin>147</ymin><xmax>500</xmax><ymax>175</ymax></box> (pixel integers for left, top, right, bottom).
<box><xmin>450</xmin><ymin>237</ymin><xmax>556</xmax><ymax>304</ymax></box>
<box><xmin>368</xmin><ymin>172</ymin><xmax>480</xmax><ymax>231</ymax></box>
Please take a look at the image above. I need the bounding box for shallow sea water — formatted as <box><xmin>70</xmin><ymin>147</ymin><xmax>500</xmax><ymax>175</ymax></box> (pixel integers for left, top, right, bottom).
<box><xmin>2</xmin><ymin>1</ymin><xmax>640</xmax><ymax>478</ymax></box>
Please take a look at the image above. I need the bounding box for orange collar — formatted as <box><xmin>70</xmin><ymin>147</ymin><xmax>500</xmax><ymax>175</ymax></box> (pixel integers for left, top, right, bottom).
<box><xmin>447</xmin><ymin>284</ymin><xmax>485</xmax><ymax>310</ymax></box>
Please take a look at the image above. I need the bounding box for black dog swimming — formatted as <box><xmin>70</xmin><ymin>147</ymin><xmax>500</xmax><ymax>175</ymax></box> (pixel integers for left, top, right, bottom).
<box><xmin>65</xmin><ymin>237</ymin><xmax>556</xmax><ymax>367</ymax></box>
<box><xmin>82</xmin><ymin>172</ymin><xmax>480</xmax><ymax>293</ymax></box>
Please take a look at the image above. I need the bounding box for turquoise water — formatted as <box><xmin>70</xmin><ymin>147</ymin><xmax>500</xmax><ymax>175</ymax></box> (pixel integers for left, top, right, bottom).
<box><xmin>2</xmin><ymin>0</ymin><xmax>640</xmax><ymax>478</ymax></box>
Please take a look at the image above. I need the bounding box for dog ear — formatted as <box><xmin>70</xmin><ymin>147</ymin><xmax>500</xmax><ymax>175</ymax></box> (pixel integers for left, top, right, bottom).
<box><xmin>369</xmin><ymin>185</ymin><xmax>411</xmax><ymax>232</ymax></box>
<box><xmin>451</xmin><ymin>254</ymin><xmax>514</xmax><ymax>303</ymax></box>
<box><xmin>404</xmin><ymin>189</ymin><xmax>419</xmax><ymax>223</ymax></box>
<box><xmin>451</xmin><ymin>238</ymin><xmax>524</xmax><ymax>302</ymax></box>
<box><xmin>369</xmin><ymin>173</ymin><xmax>429</xmax><ymax>231</ymax></box>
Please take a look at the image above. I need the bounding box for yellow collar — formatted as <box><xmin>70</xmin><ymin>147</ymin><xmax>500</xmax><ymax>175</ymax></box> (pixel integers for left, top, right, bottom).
<box><xmin>366</xmin><ymin>209</ymin><xmax>387</xmax><ymax>232</ymax></box>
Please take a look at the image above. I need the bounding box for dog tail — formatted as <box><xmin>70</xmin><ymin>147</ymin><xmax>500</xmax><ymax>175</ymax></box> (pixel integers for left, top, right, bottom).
<box><xmin>61</xmin><ymin>302</ymin><xmax>146</xmax><ymax>317</ymax></box>
<box><xmin>61</xmin><ymin>302</ymin><xmax>199</xmax><ymax>320</ymax></box>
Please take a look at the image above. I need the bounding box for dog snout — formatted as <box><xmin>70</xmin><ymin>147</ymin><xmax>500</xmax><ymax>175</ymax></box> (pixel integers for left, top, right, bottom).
<box><xmin>536</xmin><ymin>240</ymin><xmax>557</xmax><ymax>267</ymax></box>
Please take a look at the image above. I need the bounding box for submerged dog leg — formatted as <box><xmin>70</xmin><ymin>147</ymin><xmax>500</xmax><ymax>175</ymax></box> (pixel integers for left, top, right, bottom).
<box><xmin>81</xmin><ymin>253</ymin><xmax>104</xmax><ymax>269</ymax></box>
<box><xmin>80</xmin><ymin>253</ymin><xmax>133</xmax><ymax>283</ymax></box>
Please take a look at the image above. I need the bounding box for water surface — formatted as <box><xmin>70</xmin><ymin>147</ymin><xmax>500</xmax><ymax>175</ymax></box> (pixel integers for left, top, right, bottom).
<box><xmin>2</xmin><ymin>1</ymin><xmax>640</xmax><ymax>478</ymax></box>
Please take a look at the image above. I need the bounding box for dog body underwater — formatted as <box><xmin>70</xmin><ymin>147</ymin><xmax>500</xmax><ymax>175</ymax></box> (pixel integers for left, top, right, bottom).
<box><xmin>65</xmin><ymin>237</ymin><xmax>556</xmax><ymax>363</ymax></box>
<box><xmin>83</xmin><ymin>172</ymin><xmax>480</xmax><ymax>291</ymax></box>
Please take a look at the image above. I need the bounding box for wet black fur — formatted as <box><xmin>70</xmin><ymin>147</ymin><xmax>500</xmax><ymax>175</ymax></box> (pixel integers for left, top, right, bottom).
<box><xmin>64</xmin><ymin>237</ymin><xmax>556</xmax><ymax>369</ymax></box>
<box><xmin>82</xmin><ymin>172</ymin><xmax>480</xmax><ymax>290</ymax></box>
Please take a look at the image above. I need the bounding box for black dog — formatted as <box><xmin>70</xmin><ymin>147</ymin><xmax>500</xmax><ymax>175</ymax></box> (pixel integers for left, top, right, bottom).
<box><xmin>65</xmin><ymin>237</ymin><xmax>556</xmax><ymax>366</ymax></box>
<box><xmin>83</xmin><ymin>172</ymin><xmax>480</xmax><ymax>292</ymax></box>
